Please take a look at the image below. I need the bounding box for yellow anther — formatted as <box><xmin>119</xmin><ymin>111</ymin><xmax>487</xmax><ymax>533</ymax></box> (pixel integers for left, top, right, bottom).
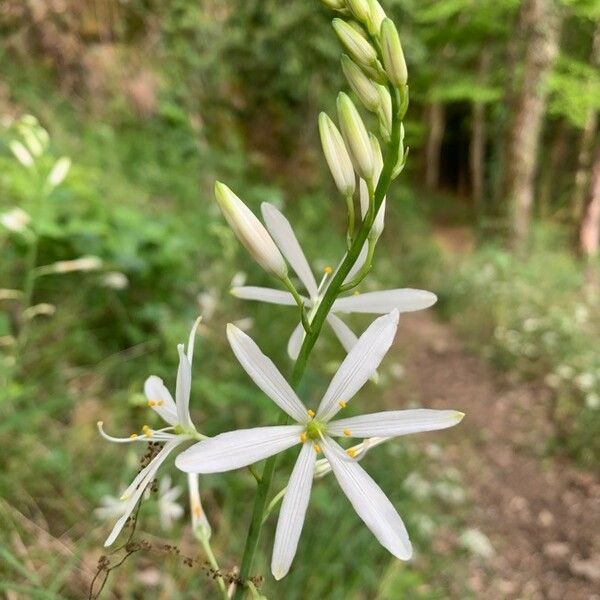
<box><xmin>193</xmin><ymin>502</ymin><xmax>203</xmax><ymax>517</ymax></box>
<box><xmin>313</xmin><ymin>444</ymin><xmax>321</xmax><ymax>453</ymax></box>
<box><xmin>157</xmin><ymin>399</ymin><xmax>164</xmax><ymax>406</ymax></box>
<box><xmin>130</xmin><ymin>433</ymin><xmax>138</xmax><ymax>439</ymax></box>
<box><xmin>142</xmin><ymin>425</ymin><xmax>152</xmax><ymax>437</ymax></box>
<box><xmin>343</xmin><ymin>428</ymin><xmax>351</xmax><ymax>437</ymax></box>
<box><xmin>338</xmin><ymin>400</ymin><xmax>346</xmax><ymax>409</ymax></box>
<box><xmin>147</xmin><ymin>400</ymin><xmax>156</xmax><ymax>407</ymax></box>
<box><xmin>307</xmin><ymin>409</ymin><xmax>316</xmax><ymax>418</ymax></box>
<box><xmin>300</xmin><ymin>432</ymin><xmax>307</xmax><ymax>443</ymax></box>
<box><xmin>353</xmin><ymin>291</ymin><xmax>360</xmax><ymax>296</ymax></box>
<box><xmin>323</xmin><ymin>266</ymin><xmax>333</xmax><ymax>274</ymax></box>
<box><xmin>346</xmin><ymin>448</ymin><xmax>357</xmax><ymax>458</ymax></box>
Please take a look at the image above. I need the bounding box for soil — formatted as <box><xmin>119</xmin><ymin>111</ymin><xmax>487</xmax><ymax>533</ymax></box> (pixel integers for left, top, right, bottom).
<box><xmin>398</xmin><ymin>310</ymin><xmax>600</xmax><ymax>600</ymax></box>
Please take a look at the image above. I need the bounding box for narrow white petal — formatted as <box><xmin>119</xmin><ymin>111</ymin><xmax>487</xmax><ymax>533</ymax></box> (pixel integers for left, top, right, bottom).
<box><xmin>104</xmin><ymin>440</ymin><xmax>180</xmax><ymax>546</ymax></box>
<box><xmin>317</xmin><ymin>311</ymin><xmax>399</xmax><ymax>422</ymax></box>
<box><xmin>287</xmin><ymin>322</ymin><xmax>305</xmax><ymax>360</ymax></box>
<box><xmin>231</xmin><ymin>286</ymin><xmax>298</xmax><ymax>306</ymax></box>
<box><xmin>97</xmin><ymin>421</ymin><xmax>177</xmax><ymax>444</ymax></box>
<box><xmin>176</xmin><ymin>345</ymin><xmax>194</xmax><ymax>429</ymax></box>
<box><xmin>188</xmin><ymin>472</ymin><xmax>211</xmax><ymax>538</ymax></box>
<box><xmin>322</xmin><ymin>437</ymin><xmax>412</xmax><ymax>560</ymax></box>
<box><xmin>326</xmin><ymin>313</ymin><xmax>358</xmax><ymax>353</ymax></box>
<box><xmin>327</xmin><ymin>409</ymin><xmax>465</xmax><ymax>438</ymax></box>
<box><xmin>227</xmin><ymin>324</ymin><xmax>308</xmax><ymax>422</ymax></box>
<box><xmin>340</xmin><ymin>242</ymin><xmax>369</xmax><ymax>285</ymax></box>
<box><xmin>186</xmin><ymin>317</ymin><xmax>202</xmax><ymax>364</ymax></box>
<box><xmin>144</xmin><ymin>376</ymin><xmax>178</xmax><ymax>426</ymax></box>
<box><xmin>333</xmin><ymin>289</ymin><xmax>437</xmax><ymax>314</ymax></box>
<box><xmin>176</xmin><ymin>426</ymin><xmax>303</xmax><ymax>474</ymax></box>
<box><xmin>261</xmin><ymin>203</ymin><xmax>318</xmax><ymax>298</ymax></box>
<box><xmin>271</xmin><ymin>443</ymin><xmax>317</xmax><ymax>580</ymax></box>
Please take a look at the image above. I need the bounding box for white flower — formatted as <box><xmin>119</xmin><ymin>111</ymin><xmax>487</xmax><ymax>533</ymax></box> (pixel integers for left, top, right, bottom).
<box><xmin>1</xmin><ymin>208</ymin><xmax>31</xmax><ymax>233</ymax></box>
<box><xmin>575</xmin><ymin>372</ymin><xmax>595</xmax><ymax>391</ymax></box>
<box><xmin>176</xmin><ymin>311</ymin><xmax>463</xmax><ymax>579</ymax></box>
<box><xmin>157</xmin><ymin>475</ymin><xmax>184</xmax><ymax>530</ymax></box>
<box><xmin>585</xmin><ymin>393</ymin><xmax>600</xmax><ymax>410</ymax></box>
<box><xmin>97</xmin><ymin>318</ymin><xmax>209</xmax><ymax>546</ymax></box>
<box><xmin>47</xmin><ymin>156</ymin><xmax>71</xmax><ymax>188</ymax></box>
<box><xmin>231</xmin><ymin>203</ymin><xmax>437</xmax><ymax>359</ymax></box>
<box><xmin>459</xmin><ymin>528</ymin><xmax>494</xmax><ymax>559</ymax></box>
<box><xmin>94</xmin><ymin>494</ymin><xmax>129</xmax><ymax>521</ymax></box>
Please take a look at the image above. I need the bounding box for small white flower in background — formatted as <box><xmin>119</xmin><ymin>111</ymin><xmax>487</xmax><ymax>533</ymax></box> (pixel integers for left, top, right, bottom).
<box><xmin>101</xmin><ymin>271</ymin><xmax>129</xmax><ymax>290</ymax></box>
<box><xmin>230</xmin><ymin>271</ymin><xmax>247</xmax><ymax>288</ymax></box>
<box><xmin>556</xmin><ymin>364</ymin><xmax>575</xmax><ymax>380</ymax></box>
<box><xmin>231</xmin><ymin>202</ymin><xmax>436</xmax><ymax>359</ymax></box>
<box><xmin>176</xmin><ymin>311</ymin><xmax>463</xmax><ymax>579</ymax></box>
<box><xmin>9</xmin><ymin>140</ymin><xmax>35</xmax><ymax>168</ymax></box>
<box><xmin>1</xmin><ymin>208</ymin><xmax>31</xmax><ymax>233</ymax></box>
<box><xmin>46</xmin><ymin>156</ymin><xmax>71</xmax><ymax>188</ymax></box>
<box><xmin>459</xmin><ymin>528</ymin><xmax>495</xmax><ymax>559</ymax></box>
<box><xmin>544</xmin><ymin>373</ymin><xmax>561</xmax><ymax>389</ymax></box>
<box><xmin>98</xmin><ymin>318</ymin><xmax>209</xmax><ymax>546</ymax></box>
<box><xmin>585</xmin><ymin>393</ymin><xmax>600</xmax><ymax>410</ymax></box>
<box><xmin>157</xmin><ymin>475</ymin><xmax>184</xmax><ymax>530</ymax></box>
<box><xmin>198</xmin><ymin>289</ymin><xmax>219</xmax><ymax>321</ymax></box>
<box><xmin>95</xmin><ymin>494</ymin><xmax>129</xmax><ymax>521</ymax></box>
<box><xmin>42</xmin><ymin>256</ymin><xmax>103</xmax><ymax>275</ymax></box>
<box><xmin>575</xmin><ymin>372</ymin><xmax>595</xmax><ymax>391</ymax></box>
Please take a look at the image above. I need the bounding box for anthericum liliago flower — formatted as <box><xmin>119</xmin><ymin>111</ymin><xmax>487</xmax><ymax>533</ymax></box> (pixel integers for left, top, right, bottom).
<box><xmin>231</xmin><ymin>202</ymin><xmax>437</xmax><ymax>359</ymax></box>
<box><xmin>176</xmin><ymin>311</ymin><xmax>464</xmax><ymax>579</ymax></box>
<box><xmin>97</xmin><ymin>318</ymin><xmax>210</xmax><ymax>546</ymax></box>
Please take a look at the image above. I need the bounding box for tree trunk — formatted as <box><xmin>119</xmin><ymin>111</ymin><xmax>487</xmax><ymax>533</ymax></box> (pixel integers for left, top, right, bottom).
<box><xmin>572</xmin><ymin>23</ymin><xmax>600</xmax><ymax>222</ymax></box>
<box><xmin>470</xmin><ymin>51</ymin><xmax>491</xmax><ymax>220</ymax></box>
<box><xmin>580</xmin><ymin>145</ymin><xmax>600</xmax><ymax>258</ymax></box>
<box><xmin>425</xmin><ymin>101</ymin><xmax>445</xmax><ymax>190</ymax></box>
<box><xmin>501</xmin><ymin>0</ymin><xmax>561</xmax><ymax>250</ymax></box>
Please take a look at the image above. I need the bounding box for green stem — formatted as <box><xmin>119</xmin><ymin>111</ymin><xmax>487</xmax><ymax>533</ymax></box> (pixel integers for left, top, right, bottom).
<box><xmin>232</xmin><ymin>85</ymin><xmax>403</xmax><ymax>600</ymax></box>
<box><xmin>197</xmin><ymin>532</ymin><xmax>229</xmax><ymax>599</ymax></box>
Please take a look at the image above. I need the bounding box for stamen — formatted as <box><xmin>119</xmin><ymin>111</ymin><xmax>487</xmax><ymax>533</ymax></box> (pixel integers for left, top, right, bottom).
<box><xmin>130</xmin><ymin>433</ymin><xmax>138</xmax><ymax>439</ymax></box>
<box><xmin>148</xmin><ymin>400</ymin><xmax>157</xmax><ymax>407</ymax></box>
<box><xmin>323</xmin><ymin>266</ymin><xmax>333</xmax><ymax>274</ymax></box>
<box><xmin>142</xmin><ymin>425</ymin><xmax>153</xmax><ymax>437</ymax></box>
<box><xmin>300</xmin><ymin>432</ymin><xmax>307</xmax><ymax>443</ymax></box>
<box><xmin>157</xmin><ymin>400</ymin><xmax>164</xmax><ymax>406</ymax></box>
<box><xmin>307</xmin><ymin>409</ymin><xmax>315</xmax><ymax>418</ymax></box>
<box><xmin>313</xmin><ymin>443</ymin><xmax>321</xmax><ymax>453</ymax></box>
<box><xmin>192</xmin><ymin>502</ymin><xmax>203</xmax><ymax>517</ymax></box>
<box><xmin>353</xmin><ymin>291</ymin><xmax>360</xmax><ymax>296</ymax></box>
<box><xmin>346</xmin><ymin>448</ymin><xmax>357</xmax><ymax>458</ymax></box>
<box><xmin>343</xmin><ymin>428</ymin><xmax>351</xmax><ymax>437</ymax></box>
<box><xmin>338</xmin><ymin>400</ymin><xmax>346</xmax><ymax>409</ymax></box>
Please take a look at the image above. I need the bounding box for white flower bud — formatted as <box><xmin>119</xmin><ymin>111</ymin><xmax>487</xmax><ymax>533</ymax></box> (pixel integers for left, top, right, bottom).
<box><xmin>346</xmin><ymin>0</ymin><xmax>370</xmax><ymax>23</ymax></box>
<box><xmin>376</xmin><ymin>84</ymin><xmax>392</xmax><ymax>141</ymax></box>
<box><xmin>332</xmin><ymin>18</ymin><xmax>377</xmax><ymax>67</ymax></box>
<box><xmin>381</xmin><ymin>19</ymin><xmax>408</xmax><ymax>86</ymax></box>
<box><xmin>360</xmin><ymin>180</ymin><xmax>385</xmax><ymax>241</ymax></box>
<box><xmin>214</xmin><ymin>182</ymin><xmax>287</xmax><ymax>279</ymax></box>
<box><xmin>9</xmin><ymin>141</ymin><xmax>34</xmax><ymax>168</ymax></box>
<box><xmin>337</xmin><ymin>92</ymin><xmax>374</xmax><ymax>181</ymax></box>
<box><xmin>318</xmin><ymin>112</ymin><xmax>356</xmax><ymax>196</ymax></box>
<box><xmin>366</xmin><ymin>0</ymin><xmax>386</xmax><ymax>35</ymax></box>
<box><xmin>0</xmin><ymin>208</ymin><xmax>31</xmax><ymax>233</ymax></box>
<box><xmin>47</xmin><ymin>157</ymin><xmax>71</xmax><ymax>188</ymax></box>
<box><xmin>50</xmin><ymin>256</ymin><xmax>103</xmax><ymax>273</ymax></box>
<box><xmin>341</xmin><ymin>55</ymin><xmax>380</xmax><ymax>112</ymax></box>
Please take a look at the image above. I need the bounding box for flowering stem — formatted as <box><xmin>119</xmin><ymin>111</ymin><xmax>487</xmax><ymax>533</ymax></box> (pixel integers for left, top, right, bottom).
<box><xmin>232</xmin><ymin>84</ymin><xmax>404</xmax><ymax>599</ymax></box>
<box><xmin>196</xmin><ymin>531</ymin><xmax>229</xmax><ymax>599</ymax></box>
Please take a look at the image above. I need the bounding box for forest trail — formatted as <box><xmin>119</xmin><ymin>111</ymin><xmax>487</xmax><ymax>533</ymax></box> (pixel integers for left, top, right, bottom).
<box><xmin>396</xmin><ymin>310</ymin><xmax>600</xmax><ymax>600</ymax></box>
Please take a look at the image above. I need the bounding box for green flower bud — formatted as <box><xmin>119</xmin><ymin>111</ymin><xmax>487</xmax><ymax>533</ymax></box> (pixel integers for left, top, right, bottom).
<box><xmin>341</xmin><ymin>55</ymin><xmax>380</xmax><ymax>112</ymax></box>
<box><xmin>320</xmin><ymin>0</ymin><xmax>346</xmax><ymax>9</ymax></box>
<box><xmin>381</xmin><ymin>18</ymin><xmax>408</xmax><ymax>86</ymax></box>
<box><xmin>214</xmin><ymin>182</ymin><xmax>287</xmax><ymax>279</ymax></box>
<box><xmin>318</xmin><ymin>112</ymin><xmax>356</xmax><ymax>197</ymax></box>
<box><xmin>376</xmin><ymin>84</ymin><xmax>392</xmax><ymax>141</ymax></box>
<box><xmin>346</xmin><ymin>0</ymin><xmax>370</xmax><ymax>23</ymax></box>
<box><xmin>337</xmin><ymin>92</ymin><xmax>374</xmax><ymax>181</ymax></box>
<box><xmin>332</xmin><ymin>18</ymin><xmax>378</xmax><ymax>67</ymax></box>
<box><xmin>366</xmin><ymin>0</ymin><xmax>386</xmax><ymax>36</ymax></box>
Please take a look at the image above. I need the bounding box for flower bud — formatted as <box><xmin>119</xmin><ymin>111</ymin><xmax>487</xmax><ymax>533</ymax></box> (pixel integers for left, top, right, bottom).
<box><xmin>366</xmin><ymin>0</ymin><xmax>386</xmax><ymax>35</ymax></box>
<box><xmin>341</xmin><ymin>55</ymin><xmax>380</xmax><ymax>112</ymax></box>
<box><xmin>360</xmin><ymin>180</ymin><xmax>386</xmax><ymax>241</ymax></box>
<box><xmin>318</xmin><ymin>113</ymin><xmax>356</xmax><ymax>197</ymax></box>
<box><xmin>214</xmin><ymin>182</ymin><xmax>287</xmax><ymax>279</ymax></box>
<box><xmin>0</xmin><ymin>208</ymin><xmax>31</xmax><ymax>233</ymax></box>
<box><xmin>9</xmin><ymin>141</ymin><xmax>34</xmax><ymax>168</ymax></box>
<box><xmin>376</xmin><ymin>84</ymin><xmax>392</xmax><ymax>141</ymax></box>
<box><xmin>381</xmin><ymin>19</ymin><xmax>408</xmax><ymax>86</ymax></box>
<box><xmin>337</xmin><ymin>92</ymin><xmax>374</xmax><ymax>181</ymax></box>
<box><xmin>319</xmin><ymin>0</ymin><xmax>346</xmax><ymax>9</ymax></box>
<box><xmin>346</xmin><ymin>0</ymin><xmax>370</xmax><ymax>23</ymax></box>
<box><xmin>47</xmin><ymin>157</ymin><xmax>71</xmax><ymax>188</ymax></box>
<box><xmin>369</xmin><ymin>133</ymin><xmax>383</xmax><ymax>183</ymax></box>
<box><xmin>332</xmin><ymin>18</ymin><xmax>377</xmax><ymax>67</ymax></box>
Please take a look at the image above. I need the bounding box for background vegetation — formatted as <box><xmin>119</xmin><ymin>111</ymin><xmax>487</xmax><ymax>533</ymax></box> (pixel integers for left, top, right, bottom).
<box><xmin>1</xmin><ymin>0</ymin><xmax>598</xmax><ymax>597</ymax></box>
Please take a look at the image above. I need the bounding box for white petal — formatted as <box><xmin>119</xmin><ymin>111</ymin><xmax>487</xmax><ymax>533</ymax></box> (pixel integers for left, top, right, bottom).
<box><xmin>227</xmin><ymin>324</ymin><xmax>308</xmax><ymax>422</ymax></box>
<box><xmin>261</xmin><ymin>203</ymin><xmax>318</xmax><ymax>298</ymax></box>
<box><xmin>287</xmin><ymin>322</ymin><xmax>305</xmax><ymax>360</ymax></box>
<box><xmin>337</xmin><ymin>242</ymin><xmax>369</xmax><ymax>286</ymax></box>
<box><xmin>327</xmin><ymin>409</ymin><xmax>464</xmax><ymax>438</ymax></box>
<box><xmin>188</xmin><ymin>472</ymin><xmax>211</xmax><ymax>538</ymax></box>
<box><xmin>231</xmin><ymin>286</ymin><xmax>298</xmax><ymax>306</ymax></box>
<box><xmin>326</xmin><ymin>313</ymin><xmax>358</xmax><ymax>353</ymax></box>
<box><xmin>104</xmin><ymin>440</ymin><xmax>180</xmax><ymax>546</ymax></box>
<box><xmin>333</xmin><ymin>289</ymin><xmax>437</xmax><ymax>314</ymax></box>
<box><xmin>176</xmin><ymin>345</ymin><xmax>194</xmax><ymax>429</ymax></box>
<box><xmin>175</xmin><ymin>426</ymin><xmax>303</xmax><ymax>474</ymax></box>
<box><xmin>317</xmin><ymin>311</ymin><xmax>399</xmax><ymax>422</ymax></box>
<box><xmin>186</xmin><ymin>317</ymin><xmax>202</xmax><ymax>364</ymax></box>
<box><xmin>322</xmin><ymin>437</ymin><xmax>412</xmax><ymax>560</ymax></box>
<box><xmin>271</xmin><ymin>443</ymin><xmax>316</xmax><ymax>580</ymax></box>
<box><xmin>144</xmin><ymin>376</ymin><xmax>178</xmax><ymax>426</ymax></box>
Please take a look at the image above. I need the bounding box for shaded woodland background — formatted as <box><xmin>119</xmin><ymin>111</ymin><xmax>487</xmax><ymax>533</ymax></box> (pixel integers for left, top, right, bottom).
<box><xmin>1</xmin><ymin>0</ymin><xmax>599</xmax><ymax>598</ymax></box>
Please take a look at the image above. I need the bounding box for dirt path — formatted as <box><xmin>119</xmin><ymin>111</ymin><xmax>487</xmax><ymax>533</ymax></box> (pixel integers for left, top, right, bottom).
<box><xmin>398</xmin><ymin>311</ymin><xmax>600</xmax><ymax>600</ymax></box>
